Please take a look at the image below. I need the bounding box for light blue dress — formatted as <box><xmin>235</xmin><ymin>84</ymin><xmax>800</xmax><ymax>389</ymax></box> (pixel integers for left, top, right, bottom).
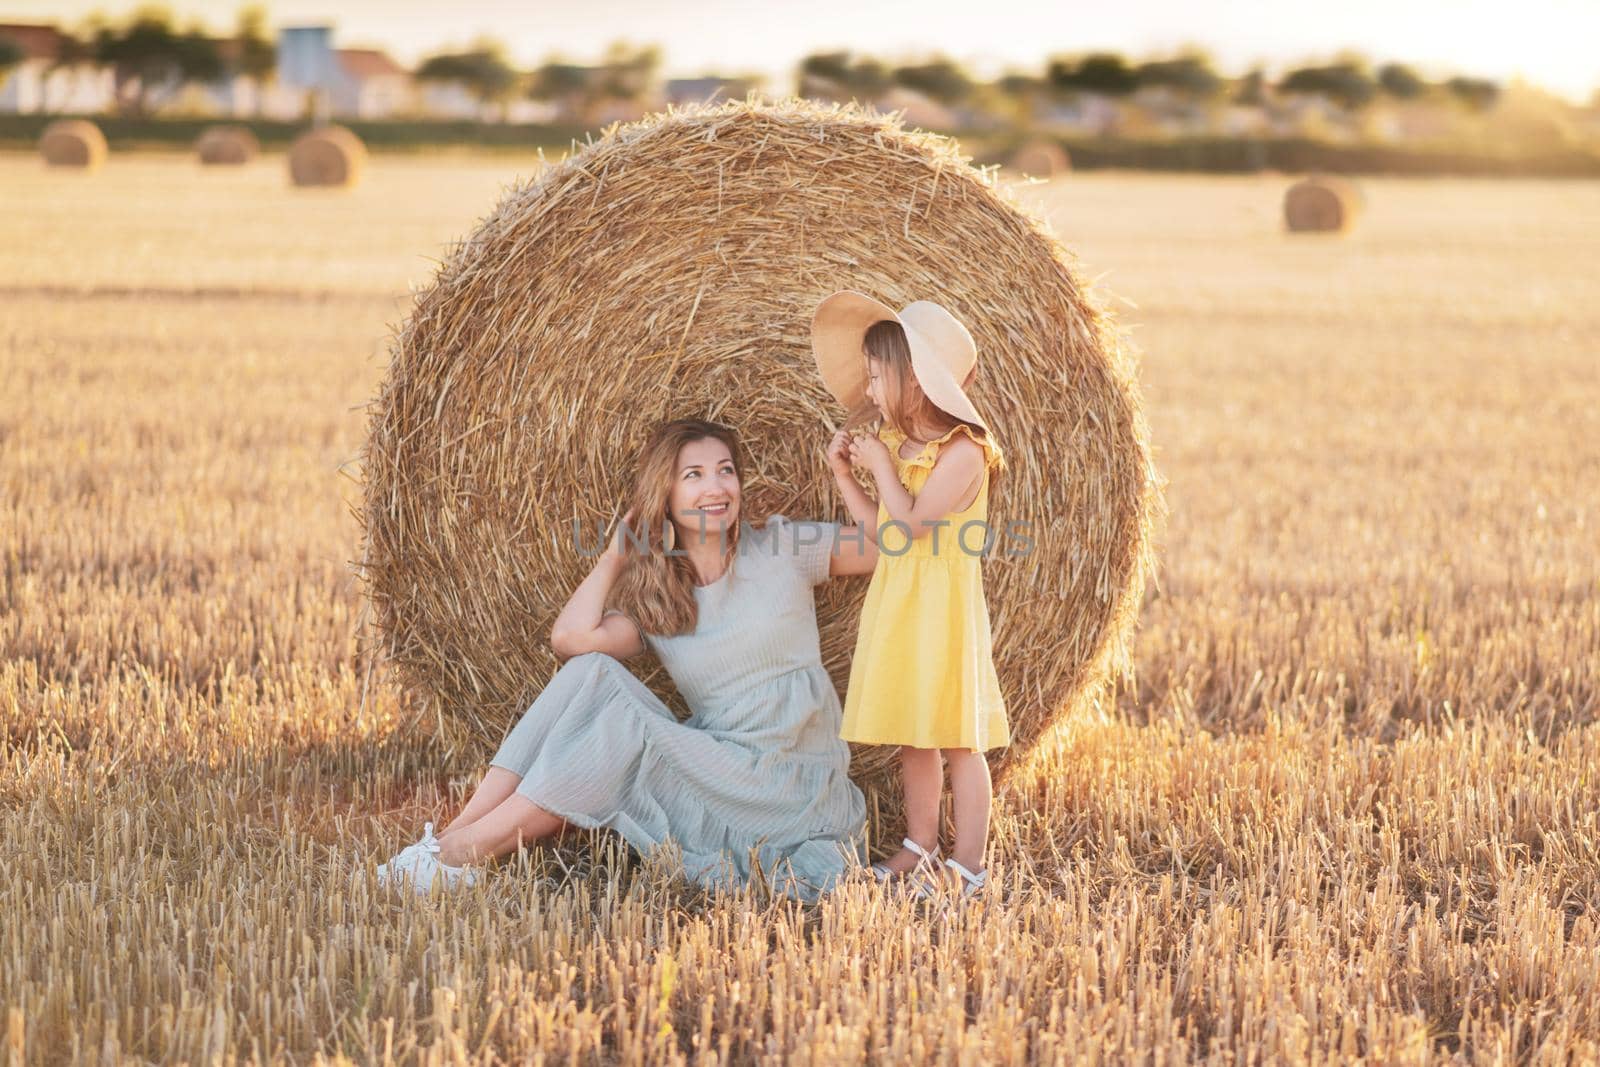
<box><xmin>489</xmin><ymin>513</ymin><xmax>867</xmax><ymax>900</ymax></box>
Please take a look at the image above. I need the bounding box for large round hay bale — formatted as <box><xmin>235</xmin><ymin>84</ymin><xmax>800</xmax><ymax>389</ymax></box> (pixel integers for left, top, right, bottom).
<box><xmin>359</xmin><ymin>98</ymin><xmax>1161</xmax><ymax>811</ymax></box>
<box><xmin>1284</xmin><ymin>175</ymin><xmax>1362</xmax><ymax>233</ymax></box>
<box><xmin>287</xmin><ymin>125</ymin><xmax>365</xmax><ymax>187</ymax></box>
<box><xmin>1011</xmin><ymin>139</ymin><xmax>1071</xmax><ymax>178</ymax></box>
<box><xmin>196</xmin><ymin>124</ymin><xmax>260</xmax><ymax>165</ymax></box>
<box><xmin>38</xmin><ymin>119</ymin><xmax>107</xmax><ymax>170</ymax></box>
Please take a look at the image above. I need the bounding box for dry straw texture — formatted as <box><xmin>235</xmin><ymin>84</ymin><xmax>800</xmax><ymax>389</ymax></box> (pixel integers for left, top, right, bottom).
<box><xmin>1285</xmin><ymin>175</ymin><xmax>1363</xmax><ymax>233</ymax></box>
<box><xmin>196</xmin><ymin>123</ymin><xmax>260</xmax><ymax>165</ymax></box>
<box><xmin>38</xmin><ymin>118</ymin><xmax>107</xmax><ymax>170</ymax></box>
<box><xmin>359</xmin><ymin>96</ymin><xmax>1162</xmax><ymax>803</ymax></box>
<box><xmin>288</xmin><ymin>124</ymin><xmax>366</xmax><ymax>187</ymax></box>
<box><xmin>4</xmin><ymin>157</ymin><xmax>1599</xmax><ymax>1061</ymax></box>
<box><xmin>1012</xmin><ymin>139</ymin><xmax>1072</xmax><ymax>178</ymax></box>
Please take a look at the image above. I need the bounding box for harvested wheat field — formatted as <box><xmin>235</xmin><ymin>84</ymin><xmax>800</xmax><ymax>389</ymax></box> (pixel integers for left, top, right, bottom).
<box><xmin>2</xmin><ymin>153</ymin><xmax>1597</xmax><ymax>1064</ymax></box>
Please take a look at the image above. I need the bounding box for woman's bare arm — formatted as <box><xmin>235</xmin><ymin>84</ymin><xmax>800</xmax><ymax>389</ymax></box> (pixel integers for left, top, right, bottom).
<box><xmin>827</xmin><ymin>524</ymin><xmax>879</xmax><ymax>576</ymax></box>
<box><xmin>549</xmin><ymin>514</ymin><xmax>647</xmax><ymax>660</ymax></box>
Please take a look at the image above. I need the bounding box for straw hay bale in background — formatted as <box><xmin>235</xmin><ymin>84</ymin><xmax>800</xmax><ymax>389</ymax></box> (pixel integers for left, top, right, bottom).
<box><xmin>39</xmin><ymin>119</ymin><xmax>107</xmax><ymax>170</ymax></box>
<box><xmin>1011</xmin><ymin>139</ymin><xmax>1071</xmax><ymax>178</ymax></box>
<box><xmin>1284</xmin><ymin>175</ymin><xmax>1363</xmax><ymax>233</ymax></box>
<box><xmin>287</xmin><ymin>125</ymin><xmax>366</xmax><ymax>187</ymax></box>
<box><xmin>196</xmin><ymin>124</ymin><xmax>260</xmax><ymax>165</ymax></box>
<box><xmin>359</xmin><ymin>97</ymin><xmax>1162</xmax><ymax>814</ymax></box>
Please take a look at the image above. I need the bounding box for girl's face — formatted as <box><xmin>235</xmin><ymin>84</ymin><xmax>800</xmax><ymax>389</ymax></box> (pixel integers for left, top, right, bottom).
<box><xmin>867</xmin><ymin>353</ymin><xmax>926</xmax><ymax>432</ymax></box>
<box><xmin>865</xmin><ymin>356</ymin><xmax>890</xmax><ymax>420</ymax></box>
<box><xmin>667</xmin><ymin>436</ymin><xmax>740</xmax><ymax>543</ymax></box>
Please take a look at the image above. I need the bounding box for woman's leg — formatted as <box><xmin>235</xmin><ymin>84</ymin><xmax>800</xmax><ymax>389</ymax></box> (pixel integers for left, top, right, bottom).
<box><xmin>428</xmin><ymin>653</ymin><xmax>627</xmax><ymax>863</ymax></box>
<box><xmin>438</xmin><ymin>767</ymin><xmax>523</xmax><ymax>835</ymax></box>
<box><xmin>943</xmin><ymin>748</ymin><xmax>992</xmax><ymax>873</ymax></box>
<box><xmin>444</xmin><ymin>657</ymin><xmax>595</xmax><ymax>837</ymax></box>
<box><xmin>434</xmin><ymin>792</ymin><xmax>567</xmax><ymax>867</ymax></box>
<box><xmin>879</xmin><ymin>745</ymin><xmax>945</xmax><ymax>875</ymax></box>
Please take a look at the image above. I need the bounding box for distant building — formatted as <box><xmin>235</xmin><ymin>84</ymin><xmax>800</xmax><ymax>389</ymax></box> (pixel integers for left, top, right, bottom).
<box><xmin>1130</xmin><ymin>84</ymin><xmax>1214</xmax><ymax>136</ymax></box>
<box><xmin>266</xmin><ymin>26</ymin><xmax>412</xmax><ymax>119</ymax></box>
<box><xmin>1035</xmin><ymin>94</ymin><xmax>1121</xmax><ymax>136</ymax></box>
<box><xmin>276</xmin><ymin>25</ymin><xmax>339</xmax><ymax>93</ymax></box>
<box><xmin>415</xmin><ymin>80</ymin><xmax>481</xmax><ymax>121</ymax></box>
<box><xmin>530</xmin><ymin>69</ymin><xmax>664</xmax><ymax>126</ymax></box>
<box><xmin>1218</xmin><ymin>104</ymin><xmax>1270</xmax><ymax>137</ymax></box>
<box><xmin>0</xmin><ymin>22</ymin><xmax>115</xmax><ymax>114</ymax></box>
<box><xmin>590</xmin><ymin>95</ymin><xmax>659</xmax><ymax>125</ymax></box>
<box><xmin>332</xmin><ymin>48</ymin><xmax>413</xmax><ymax>118</ymax></box>
<box><xmin>1268</xmin><ymin>94</ymin><xmax>1361</xmax><ymax>142</ymax></box>
<box><xmin>945</xmin><ymin>102</ymin><xmax>1006</xmax><ymax>131</ymax></box>
<box><xmin>871</xmin><ymin>86</ymin><xmax>956</xmax><ymax>130</ymax></box>
<box><xmin>665</xmin><ymin>76</ymin><xmax>761</xmax><ymax>107</ymax></box>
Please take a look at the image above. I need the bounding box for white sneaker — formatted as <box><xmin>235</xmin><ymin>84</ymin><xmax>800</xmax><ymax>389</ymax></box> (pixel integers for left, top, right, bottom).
<box><xmin>372</xmin><ymin>828</ymin><xmax>427</xmax><ymax>886</ymax></box>
<box><xmin>374</xmin><ymin>822</ymin><xmax>480</xmax><ymax>894</ymax></box>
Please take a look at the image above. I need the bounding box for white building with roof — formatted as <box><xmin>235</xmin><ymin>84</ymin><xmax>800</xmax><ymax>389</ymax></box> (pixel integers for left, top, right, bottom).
<box><xmin>0</xmin><ymin>22</ymin><xmax>115</xmax><ymax>113</ymax></box>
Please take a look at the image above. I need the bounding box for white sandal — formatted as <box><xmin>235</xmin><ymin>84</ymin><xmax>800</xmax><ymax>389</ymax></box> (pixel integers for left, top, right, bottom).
<box><xmin>943</xmin><ymin>857</ymin><xmax>988</xmax><ymax>900</ymax></box>
<box><xmin>912</xmin><ymin>855</ymin><xmax>990</xmax><ymax>903</ymax></box>
<box><xmin>870</xmin><ymin>837</ymin><xmax>941</xmax><ymax>883</ymax></box>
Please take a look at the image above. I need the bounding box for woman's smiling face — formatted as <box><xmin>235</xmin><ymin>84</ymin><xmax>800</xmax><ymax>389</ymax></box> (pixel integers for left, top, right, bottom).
<box><xmin>668</xmin><ymin>436</ymin><xmax>740</xmax><ymax>542</ymax></box>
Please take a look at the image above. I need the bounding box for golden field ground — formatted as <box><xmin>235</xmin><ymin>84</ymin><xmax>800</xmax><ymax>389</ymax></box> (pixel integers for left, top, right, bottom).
<box><xmin>2</xmin><ymin>152</ymin><xmax>1597</xmax><ymax>1064</ymax></box>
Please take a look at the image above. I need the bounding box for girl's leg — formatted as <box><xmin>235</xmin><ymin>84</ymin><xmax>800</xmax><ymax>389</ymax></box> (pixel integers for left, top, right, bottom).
<box><xmin>879</xmin><ymin>746</ymin><xmax>945</xmax><ymax>875</ymax></box>
<box><xmin>434</xmin><ymin>792</ymin><xmax>568</xmax><ymax>867</ymax></box>
<box><xmin>438</xmin><ymin>766</ymin><xmax>523</xmax><ymax>835</ymax></box>
<box><xmin>942</xmin><ymin>748</ymin><xmax>992</xmax><ymax>873</ymax></box>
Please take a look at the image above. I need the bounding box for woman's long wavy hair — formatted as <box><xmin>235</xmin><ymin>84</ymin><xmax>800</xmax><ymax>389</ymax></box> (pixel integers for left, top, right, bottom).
<box><xmin>863</xmin><ymin>319</ymin><xmax>1006</xmax><ymax>499</ymax></box>
<box><xmin>607</xmin><ymin>418</ymin><xmax>749</xmax><ymax>637</ymax></box>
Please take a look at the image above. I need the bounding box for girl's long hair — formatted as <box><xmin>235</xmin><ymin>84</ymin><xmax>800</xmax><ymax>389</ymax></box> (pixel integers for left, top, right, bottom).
<box><xmin>863</xmin><ymin>319</ymin><xmax>1006</xmax><ymax>498</ymax></box>
<box><xmin>608</xmin><ymin>418</ymin><xmax>749</xmax><ymax>637</ymax></box>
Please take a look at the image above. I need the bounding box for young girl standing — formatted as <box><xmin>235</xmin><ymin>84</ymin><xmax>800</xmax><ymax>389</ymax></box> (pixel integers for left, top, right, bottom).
<box><xmin>810</xmin><ymin>290</ymin><xmax>1010</xmax><ymax>899</ymax></box>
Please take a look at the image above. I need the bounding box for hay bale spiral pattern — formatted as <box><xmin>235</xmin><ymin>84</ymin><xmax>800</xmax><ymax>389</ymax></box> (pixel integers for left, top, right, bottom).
<box><xmin>196</xmin><ymin>124</ymin><xmax>260</xmax><ymax>165</ymax></box>
<box><xmin>1284</xmin><ymin>176</ymin><xmax>1362</xmax><ymax>233</ymax></box>
<box><xmin>39</xmin><ymin>119</ymin><xmax>107</xmax><ymax>170</ymax></box>
<box><xmin>359</xmin><ymin>98</ymin><xmax>1161</xmax><ymax>800</ymax></box>
<box><xmin>288</xmin><ymin>125</ymin><xmax>366</xmax><ymax>187</ymax></box>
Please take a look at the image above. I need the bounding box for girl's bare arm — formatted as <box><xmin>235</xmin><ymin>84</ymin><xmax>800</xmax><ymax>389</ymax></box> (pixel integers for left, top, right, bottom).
<box><xmin>827</xmin><ymin>430</ymin><xmax>883</xmax><ymax>541</ymax></box>
<box><xmin>852</xmin><ymin>433</ymin><xmax>984</xmax><ymax>535</ymax></box>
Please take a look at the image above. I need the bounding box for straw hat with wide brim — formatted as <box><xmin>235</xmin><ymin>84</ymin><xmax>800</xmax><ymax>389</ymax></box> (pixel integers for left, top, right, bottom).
<box><xmin>811</xmin><ymin>290</ymin><xmax>988</xmax><ymax>432</ymax></box>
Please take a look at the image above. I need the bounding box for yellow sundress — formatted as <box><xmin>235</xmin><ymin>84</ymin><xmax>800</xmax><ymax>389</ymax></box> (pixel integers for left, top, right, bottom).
<box><xmin>839</xmin><ymin>422</ymin><xmax>1010</xmax><ymax>751</ymax></box>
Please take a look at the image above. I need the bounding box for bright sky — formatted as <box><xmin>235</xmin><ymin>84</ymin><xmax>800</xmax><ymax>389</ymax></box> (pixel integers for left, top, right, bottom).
<box><xmin>7</xmin><ymin>0</ymin><xmax>1598</xmax><ymax>102</ymax></box>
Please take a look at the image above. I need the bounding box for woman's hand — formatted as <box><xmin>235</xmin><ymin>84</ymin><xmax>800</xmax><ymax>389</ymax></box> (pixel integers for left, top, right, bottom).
<box><xmin>848</xmin><ymin>433</ymin><xmax>893</xmax><ymax>479</ymax></box>
<box><xmin>604</xmin><ymin>507</ymin><xmax>639</xmax><ymax>562</ymax></box>
<box><xmin>827</xmin><ymin>429</ymin><xmax>855</xmax><ymax>477</ymax></box>
<box><xmin>552</xmin><ymin>505</ymin><xmax>646</xmax><ymax>660</ymax></box>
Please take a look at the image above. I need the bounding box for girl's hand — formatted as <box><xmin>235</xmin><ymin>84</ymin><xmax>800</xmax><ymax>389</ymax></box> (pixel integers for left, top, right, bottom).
<box><xmin>826</xmin><ymin>429</ymin><xmax>855</xmax><ymax>476</ymax></box>
<box><xmin>848</xmin><ymin>433</ymin><xmax>892</xmax><ymax>478</ymax></box>
<box><xmin>604</xmin><ymin>507</ymin><xmax>639</xmax><ymax>561</ymax></box>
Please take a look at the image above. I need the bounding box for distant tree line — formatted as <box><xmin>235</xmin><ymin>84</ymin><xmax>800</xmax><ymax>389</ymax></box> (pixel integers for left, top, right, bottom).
<box><xmin>2</xmin><ymin>5</ymin><xmax>1516</xmax><ymax>122</ymax></box>
<box><xmin>416</xmin><ymin>40</ymin><xmax>662</xmax><ymax>123</ymax></box>
<box><xmin>0</xmin><ymin>36</ymin><xmax>22</xmax><ymax>74</ymax></box>
<box><xmin>0</xmin><ymin>4</ymin><xmax>276</xmax><ymax>115</ymax></box>
<box><xmin>0</xmin><ymin>5</ymin><xmax>660</xmax><ymax>122</ymax></box>
<box><xmin>1029</xmin><ymin>52</ymin><xmax>1498</xmax><ymax>112</ymax></box>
